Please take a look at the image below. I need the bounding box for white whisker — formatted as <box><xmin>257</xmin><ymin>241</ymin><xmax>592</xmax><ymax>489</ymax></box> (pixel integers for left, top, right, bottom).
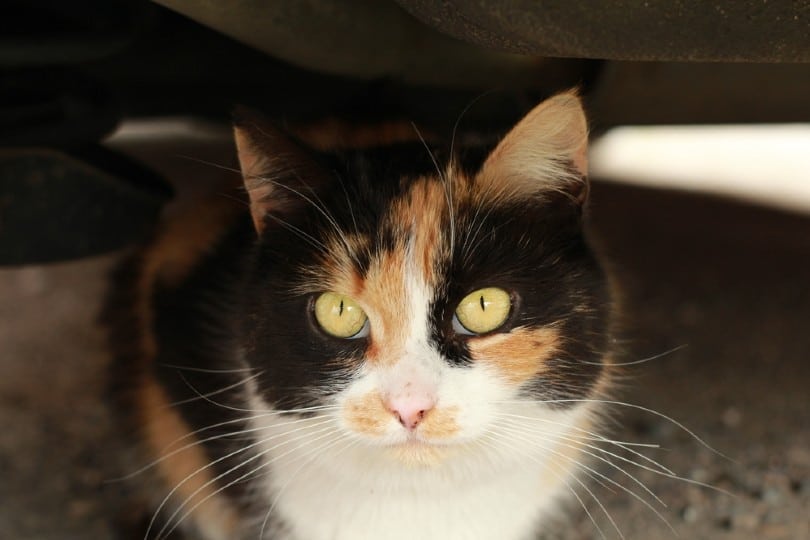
<box><xmin>449</xmin><ymin>89</ymin><xmax>495</xmax><ymax>162</ymax></box>
<box><xmin>494</xmin><ymin>412</ymin><xmax>675</xmax><ymax>476</ymax></box>
<box><xmin>157</xmin><ymin>363</ymin><xmax>258</xmax><ymax>374</ymax></box>
<box><xmin>254</xmin><ymin>172</ymin><xmax>363</xmax><ymax>269</ymax></box>
<box><xmin>333</xmin><ymin>171</ymin><xmax>361</xmax><ymax>242</ymax></box>
<box><xmin>411</xmin><ymin>122</ymin><xmax>455</xmax><ymax>255</ymax></box>
<box><xmin>115</xmin><ymin>412</ymin><xmax>336</xmax><ymax>482</ymax></box>
<box><xmin>492</xmin><ymin>399</ymin><xmax>727</xmax><ymax>459</ymax></box>
<box><xmin>581</xmin><ymin>344</ymin><xmax>688</xmax><ymax>367</ymax></box>
<box><xmin>504</xmin><ymin>425</ymin><xmax>674</xmax><ymax>537</ymax></box>
<box><xmin>145</xmin><ymin>418</ymin><xmax>335</xmax><ymax>540</ymax></box>
<box><xmin>264</xmin><ymin>212</ymin><xmax>330</xmax><ymax>255</ymax></box>
<box><xmin>477</xmin><ymin>433</ymin><xmax>614</xmax><ymax>540</ymax></box>
<box><xmin>258</xmin><ymin>436</ymin><xmax>359</xmax><ymax>538</ymax></box>
<box><xmin>175</xmin><ymin>155</ymin><xmax>242</xmax><ymax>175</ymax></box>
<box><xmin>166</xmin><ymin>371</ymin><xmax>264</xmax><ymax>408</ymax></box>
<box><xmin>494</xmin><ymin>421</ymin><xmax>669</xmax><ymax>511</ymax></box>
<box><xmin>495</xmin><ymin>416</ymin><xmax>670</xmax><ymax>477</ymax></box>
<box><xmin>155</xmin><ymin>425</ymin><xmax>342</xmax><ymax>540</ymax></box>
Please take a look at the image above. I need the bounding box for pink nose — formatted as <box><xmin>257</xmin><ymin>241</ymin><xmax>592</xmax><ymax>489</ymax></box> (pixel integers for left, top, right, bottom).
<box><xmin>386</xmin><ymin>394</ymin><xmax>436</xmax><ymax>431</ymax></box>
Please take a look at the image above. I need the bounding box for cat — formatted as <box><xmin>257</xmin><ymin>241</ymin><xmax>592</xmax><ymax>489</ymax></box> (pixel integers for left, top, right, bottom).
<box><xmin>104</xmin><ymin>90</ymin><xmax>615</xmax><ymax>540</ymax></box>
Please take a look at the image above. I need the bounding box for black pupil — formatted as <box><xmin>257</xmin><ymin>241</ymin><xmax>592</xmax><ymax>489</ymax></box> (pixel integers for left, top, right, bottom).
<box><xmin>479</xmin><ymin>295</ymin><xmax>485</xmax><ymax>311</ymax></box>
<box><xmin>339</xmin><ymin>299</ymin><xmax>344</xmax><ymax>316</ymax></box>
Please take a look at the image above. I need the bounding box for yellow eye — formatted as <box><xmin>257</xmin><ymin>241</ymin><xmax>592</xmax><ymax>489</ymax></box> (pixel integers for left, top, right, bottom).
<box><xmin>314</xmin><ymin>292</ymin><xmax>369</xmax><ymax>338</ymax></box>
<box><xmin>454</xmin><ymin>287</ymin><xmax>512</xmax><ymax>335</ymax></box>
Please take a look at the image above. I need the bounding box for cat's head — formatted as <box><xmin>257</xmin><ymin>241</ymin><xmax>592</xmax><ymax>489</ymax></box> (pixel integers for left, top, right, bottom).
<box><xmin>233</xmin><ymin>91</ymin><xmax>612</xmax><ymax>468</ymax></box>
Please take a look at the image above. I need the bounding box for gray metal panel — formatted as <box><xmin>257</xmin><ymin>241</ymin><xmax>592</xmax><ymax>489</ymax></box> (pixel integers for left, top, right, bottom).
<box><xmin>153</xmin><ymin>0</ymin><xmax>545</xmax><ymax>87</ymax></box>
<box><xmin>397</xmin><ymin>1</ymin><xmax>810</xmax><ymax>62</ymax></box>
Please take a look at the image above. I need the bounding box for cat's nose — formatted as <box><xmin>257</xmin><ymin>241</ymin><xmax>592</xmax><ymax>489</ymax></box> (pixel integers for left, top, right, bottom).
<box><xmin>386</xmin><ymin>393</ymin><xmax>435</xmax><ymax>431</ymax></box>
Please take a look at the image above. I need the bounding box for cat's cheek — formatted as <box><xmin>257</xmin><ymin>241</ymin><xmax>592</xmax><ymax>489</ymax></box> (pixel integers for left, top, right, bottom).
<box><xmin>433</xmin><ymin>364</ymin><xmax>514</xmax><ymax>438</ymax></box>
<box><xmin>336</xmin><ymin>377</ymin><xmax>403</xmax><ymax>443</ymax></box>
<box><xmin>466</xmin><ymin>327</ymin><xmax>561</xmax><ymax>388</ymax></box>
<box><xmin>341</xmin><ymin>390</ymin><xmax>396</xmax><ymax>439</ymax></box>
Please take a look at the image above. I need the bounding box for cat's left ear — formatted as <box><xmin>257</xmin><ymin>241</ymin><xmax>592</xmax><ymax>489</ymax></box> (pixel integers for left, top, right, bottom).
<box><xmin>478</xmin><ymin>90</ymin><xmax>589</xmax><ymax>206</ymax></box>
<box><xmin>233</xmin><ymin>108</ymin><xmax>330</xmax><ymax>234</ymax></box>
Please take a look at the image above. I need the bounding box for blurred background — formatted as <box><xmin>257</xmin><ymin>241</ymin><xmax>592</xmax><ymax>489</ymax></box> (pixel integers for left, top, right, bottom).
<box><xmin>1</xmin><ymin>1</ymin><xmax>808</xmax><ymax>538</ymax></box>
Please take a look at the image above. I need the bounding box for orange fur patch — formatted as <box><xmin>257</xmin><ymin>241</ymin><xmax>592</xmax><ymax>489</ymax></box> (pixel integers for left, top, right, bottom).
<box><xmin>389</xmin><ymin>178</ymin><xmax>448</xmax><ymax>283</ymax></box>
<box><xmin>420</xmin><ymin>406</ymin><xmax>460</xmax><ymax>439</ymax></box>
<box><xmin>146</xmin><ymin>193</ymin><xmax>245</xmax><ymax>288</ymax></box>
<box><xmin>324</xmin><ymin>234</ymin><xmax>369</xmax><ymax>296</ymax></box>
<box><xmin>139</xmin><ymin>376</ymin><xmax>239</xmax><ymax>536</ymax></box>
<box><xmin>359</xmin><ymin>248</ymin><xmax>409</xmax><ymax>366</ymax></box>
<box><xmin>343</xmin><ymin>391</ymin><xmax>391</xmax><ymax>436</ymax></box>
<box><xmin>130</xmin><ymin>193</ymin><xmax>245</xmax><ymax>385</ymax></box>
<box><xmin>469</xmin><ymin>327</ymin><xmax>560</xmax><ymax>385</ymax></box>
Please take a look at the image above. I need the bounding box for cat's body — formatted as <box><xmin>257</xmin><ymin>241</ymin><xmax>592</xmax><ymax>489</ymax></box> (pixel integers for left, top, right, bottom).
<box><xmin>105</xmin><ymin>92</ymin><xmax>615</xmax><ymax>540</ymax></box>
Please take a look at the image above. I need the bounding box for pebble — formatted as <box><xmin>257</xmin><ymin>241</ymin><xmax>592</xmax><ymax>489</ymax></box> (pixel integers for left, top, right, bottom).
<box><xmin>680</xmin><ymin>504</ymin><xmax>700</xmax><ymax>523</ymax></box>
<box><xmin>786</xmin><ymin>446</ymin><xmax>810</xmax><ymax>467</ymax></box>
<box><xmin>760</xmin><ymin>472</ymin><xmax>790</xmax><ymax>504</ymax></box>
<box><xmin>68</xmin><ymin>499</ymin><xmax>93</xmax><ymax>519</ymax></box>
<box><xmin>731</xmin><ymin>512</ymin><xmax>760</xmax><ymax>531</ymax></box>
<box><xmin>689</xmin><ymin>467</ymin><xmax>710</xmax><ymax>483</ymax></box>
<box><xmin>759</xmin><ymin>523</ymin><xmax>791</xmax><ymax>538</ymax></box>
<box><xmin>722</xmin><ymin>406</ymin><xmax>742</xmax><ymax>428</ymax></box>
<box><xmin>762</xmin><ymin>486</ymin><xmax>783</xmax><ymax>505</ymax></box>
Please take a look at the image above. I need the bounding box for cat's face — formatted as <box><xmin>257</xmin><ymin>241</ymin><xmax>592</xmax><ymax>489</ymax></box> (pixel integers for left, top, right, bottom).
<box><xmin>234</xmin><ymin>92</ymin><xmax>612</xmax><ymax>469</ymax></box>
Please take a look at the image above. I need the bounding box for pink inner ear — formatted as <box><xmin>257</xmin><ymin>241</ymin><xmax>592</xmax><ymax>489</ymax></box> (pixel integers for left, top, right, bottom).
<box><xmin>233</xmin><ymin>127</ymin><xmax>264</xmax><ymax>179</ymax></box>
<box><xmin>233</xmin><ymin>126</ymin><xmax>272</xmax><ymax>233</ymax></box>
<box><xmin>233</xmin><ymin>115</ymin><xmax>334</xmax><ymax>235</ymax></box>
<box><xmin>247</xmin><ymin>188</ymin><xmax>275</xmax><ymax>233</ymax></box>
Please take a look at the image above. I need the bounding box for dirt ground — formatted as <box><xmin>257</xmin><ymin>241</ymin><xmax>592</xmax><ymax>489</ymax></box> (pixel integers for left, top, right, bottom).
<box><xmin>1</xmin><ymin>140</ymin><xmax>808</xmax><ymax>539</ymax></box>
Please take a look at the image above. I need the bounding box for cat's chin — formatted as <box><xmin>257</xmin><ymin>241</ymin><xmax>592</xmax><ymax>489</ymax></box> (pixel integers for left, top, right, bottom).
<box><xmin>382</xmin><ymin>439</ymin><xmax>457</xmax><ymax>467</ymax></box>
<box><xmin>374</xmin><ymin>435</ymin><xmax>471</xmax><ymax>468</ymax></box>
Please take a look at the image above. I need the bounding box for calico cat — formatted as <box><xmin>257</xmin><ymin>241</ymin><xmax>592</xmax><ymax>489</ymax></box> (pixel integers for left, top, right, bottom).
<box><xmin>105</xmin><ymin>91</ymin><xmax>614</xmax><ymax>540</ymax></box>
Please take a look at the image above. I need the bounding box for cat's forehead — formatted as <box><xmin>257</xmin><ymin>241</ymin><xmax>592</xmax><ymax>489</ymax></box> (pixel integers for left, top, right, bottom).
<box><xmin>287</xmin><ymin>169</ymin><xmax>467</xmax><ymax>348</ymax></box>
<box><xmin>311</xmin><ymin>173</ymin><xmax>460</xmax><ymax>295</ymax></box>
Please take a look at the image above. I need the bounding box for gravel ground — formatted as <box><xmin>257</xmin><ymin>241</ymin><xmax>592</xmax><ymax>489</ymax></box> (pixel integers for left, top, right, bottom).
<box><xmin>554</xmin><ymin>183</ymin><xmax>810</xmax><ymax>539</ymax></box>
<box><xmin>1</xmin><ymin>149</ymin><xmax>808</xmax><ymax>539</ymax></box>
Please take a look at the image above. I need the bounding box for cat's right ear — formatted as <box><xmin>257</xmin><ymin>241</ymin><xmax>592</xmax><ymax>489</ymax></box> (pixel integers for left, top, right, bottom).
<box><xmin>233</xmin><ymin>108</ymin><xmax>329</xmax><ymax>234</ymax></box>
<box><xmin>477</xmin><ymin>90</ymin><xmax>589</xmax><ymax>207</ymax></box>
